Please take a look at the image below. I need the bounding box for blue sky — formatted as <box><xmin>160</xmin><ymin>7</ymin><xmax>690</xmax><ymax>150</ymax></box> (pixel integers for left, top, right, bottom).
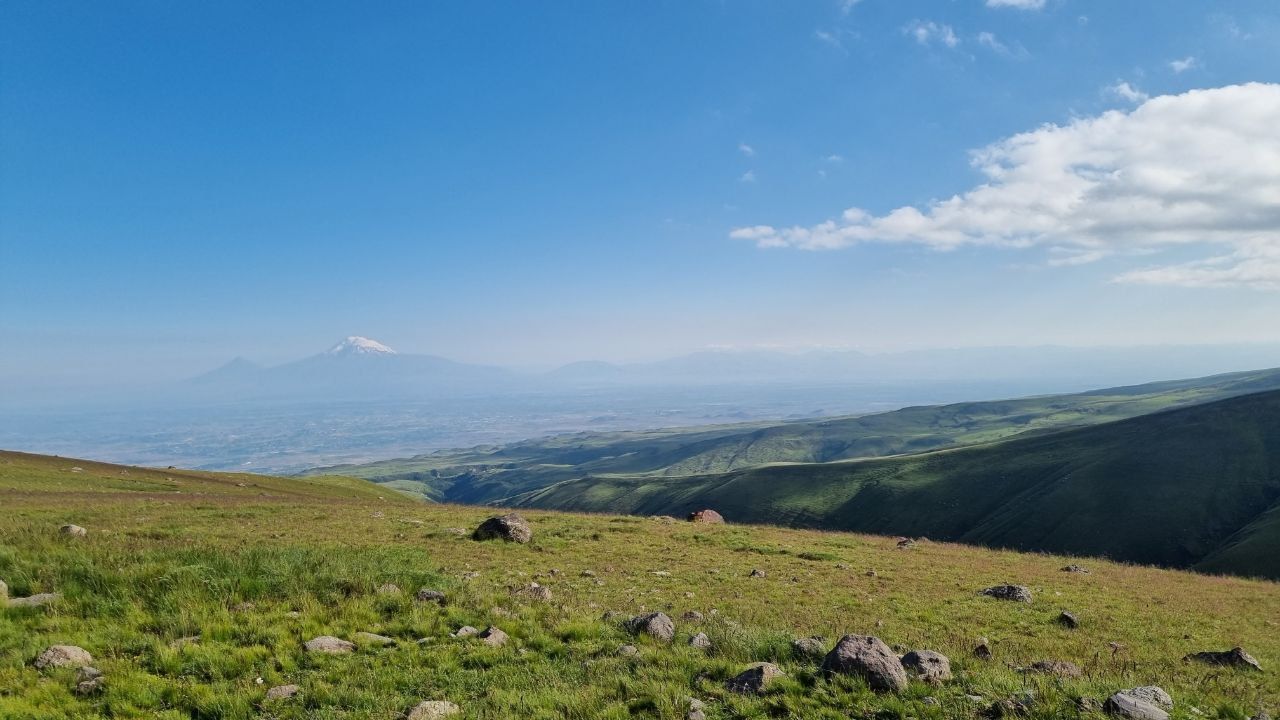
<box><xmin>3</xmin><ymin>1</ymin><xmax>1280</xmax><ymax>384</ymax></box>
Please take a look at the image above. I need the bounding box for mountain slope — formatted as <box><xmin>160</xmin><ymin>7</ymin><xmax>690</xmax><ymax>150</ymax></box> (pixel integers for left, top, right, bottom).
<box><xmin>321</xmin><ymin>366</ymin><xmax>1280</xmax><ymax>506</ymax></box>
<box><xmin>515</xmin><ymin>389</ymin><xmax>1280</xmax><ymax>579</ymax></box>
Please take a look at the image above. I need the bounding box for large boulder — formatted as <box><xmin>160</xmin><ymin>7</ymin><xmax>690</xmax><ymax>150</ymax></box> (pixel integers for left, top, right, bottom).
<box><xmin>821</xmin><ymin>635</ymin><xmax>909</xmax><ymax>693</ymax></box>
<box><xmin>981</xmin><ymin>585</ymin><xmax>1032</xmax><ymax>603</ymax></box>
<box><xmin>1104</xmin><ymin>687</ymin><xmax>1172</xmax><ymax>720</ymax></box>
<box><xmin>472</xmin><ymin>513</ymin><xmax>533</xmax><ymax>543</ymax></box>
<box><xmin>60</xmin><ymin>524</ymin><xmax>88</xmax><ymax>538</ymax></box>
<box><xmin>725</xmin><ymin>662</ymin><xmax>785</xmax><ymax>694</ymax></box>
<box><xmin>687</xmin><ymin>509</ymin><xmax>725</xmax><ymax>524</ymax></box>
<box><xmin>1184</xmin><ymin>647</ymin><xmax>1263</xmax><ymax>671</ymax></box>
<box><xmin>304</xmin><ymin>636</ymin><xmax>355</xmax><ymax>654</ymax></box>
<box><xmin>901</xmin><ymin>650</ymin><xmax>952</xmax><ymax>683</ymax></box>
<box><xmin>407</xmin><ymin>700</ymin><xmax>461</xmax><ymax>719</ymax></box>
<box><xmin>34</xmin><ymin>645</ymin><xmax>93</xmax><ymax>670</ymax></box>
<box><xmin>625</xmin><ymin>612</ymin><xmax>675</xmax><ymax>642</ymax></box>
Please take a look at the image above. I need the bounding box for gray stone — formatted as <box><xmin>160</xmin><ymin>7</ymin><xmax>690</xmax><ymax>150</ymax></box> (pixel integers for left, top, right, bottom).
<box><xmin>681</xmin><ymin>610</ymin><xmax>704</xmax><ymax>622</ymax></box>
<box><xmin>689</xmin><ymin>632</ymin><xmax>712</xmax><ymax>650</ymax></box>
<box><xmin>407</xmin><ymin>700</ymin><xmax>461</xmax><ymax>719</ymax></box>
<box><xmin>1061</xmin><ymin>564</ymin><xmax>1091</xmax><ymax>574</ymax></box>
<box><xmin>353</xmin><ymin>631</ymin><xmax>396</xmax><ymax>647</ymax></box>
<box><xmin>1105</xmin><ymin>688</ymin><xmax>1171</xmax><ymax>720</ymax></box>
<box><xmin>264</xmin><ymin>684</ymin><xmax>300</xmax><ymax>701</ymax></box>
<box><xmin>901</xmin><ymin>649</ymin><xmax>952</xmax><ymax>683</ymax></box>
<box><xmin>1184</xmin><ymin>647</ymin><xmax>1263</xmax><ymax>671</ymax></box>
<box><xmin>625</xmin><ymin>612</ymin><xmax>675</xmax><ymax>642</ymax></box>
<box><xmin>616</xmin><ymin>644</ymin><xmax>639</xmax><ymax>657</ymax></box>
<box><xmin>687</xmin><ymin>696</ymin><xmax>707</xmax><ymax>720</ymax></box>
<box><xmin>1059</xmin><ymin>611</ymin><xmax>1080</xmax><ymax>629</ymax></box>
<box><xmin>304</xmin><ymin>636</ymin><xmax>354</xmax><ymax>654</ymax></box>
<box><xmin>60</xmin><ymin>524</ymin><xmax>87</xmax><ymax>537</ymax></box>
<box><xmin>416</xmin><ymin>588</ymin><xmax>446</xmax><ymax>604</ymax></box>
<box><xmin>34</xmin><ymin>645</ymin><xmax>92</xmax><ymax>670</ymax></box>
<box><xmin>0</xmin><ymin>579</ymin><xmax>6</xmax><ymax>601</ymax></box>
<box><xmin>479</xmin><ymin>626</ymin><xmax>509</xmax><ymax>647</ymax></box>
<box><xmin>821</xmin><ymin>634</ymin><xmax>909</xmax><ymax>693</ymax></box>
<box><xmin>376</xmin><ymin>583</ymin><xmax>402</xmax><ymax>595</ymax></box>
<box><xmin>725</xmin><ymin>662</ymin><xmax>785</xmax><ymax>694</ymax></box>
<box><xmin>974</xmin><ymin>637</ymin><xmax>993</xmax><ymax>659</ymax></box>
<box><xmin>472</xmin><ymin>513</ymin><xmax>533</xmax><ymax>543</ymax></box>
<box><xmin>514</xmin><ymin>582</ymin><xmax>552</xmax><ymax>601</ymax></box>
<box><xmin>687</xmin><ymin>509</ymin><xmax>725</xmax><ymax>524</ymax></box>
<box><xmin>452</xmin><ymin>625</ymin><xmax>479</xmax><ymax>638</ymax></box>
<box><xmin>792</xmin><ymin>636</ymin><xmax>828</xmax><ymax>660</ymax></box>
<box><xmin>749</xmin><ymin>568</ymin><xmax>766</xmax><ymax>578</ymax></box>
<box><xmin>7</xmin><ymin>592</ymin><xmax>62</xmax><ymax>608</ymax></box>
<box><xmin>1025</xmin><ymin>660</ymin><xmax>1082</xmax><ymax>678</ymax></box>
<box><xmin>981</xmin><ymin>585</ymin><xmax>1032</xmax><ymax>603</ymax></box>
<box><xmin>1122</xmin><ymin>687</ymin><xmax>1172</xmax><ymax>710</ymax></box>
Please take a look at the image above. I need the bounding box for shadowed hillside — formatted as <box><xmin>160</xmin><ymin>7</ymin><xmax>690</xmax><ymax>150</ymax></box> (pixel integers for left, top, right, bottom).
<box><xmin>515</xmin><ymin>389</ymin><xmax>1280</xmax><ymax>580</ymax></box>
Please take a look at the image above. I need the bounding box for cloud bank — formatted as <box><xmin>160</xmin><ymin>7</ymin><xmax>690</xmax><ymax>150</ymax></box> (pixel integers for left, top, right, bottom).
<box><xmin>730</xmin><ymin>84</ymin><xmax>1280</xmax><ymax>289</ymax></box>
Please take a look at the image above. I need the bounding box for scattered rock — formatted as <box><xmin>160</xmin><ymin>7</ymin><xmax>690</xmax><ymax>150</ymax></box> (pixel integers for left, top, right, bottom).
<box><xmin>1077</xmin><ymin>697</ymin><xmax>1103</xmax><ymax>713</ymax></box>
<box><xmin>472</xmin><ymin>513</ymin><xmax>533</xmax><ymax>543</ymax></box>
<box><xmin>1105</xmin><ymin>687</ymin><xmax>1171</xmax><ymax>720</ymax></box>
<box><xmin>1025</xmin><ymin>660</ymin><xmax>1083</xmax><ymax>678</ymax></box>
<box><xmin>416</xmin><ymin>588</ymin><xmax>447</xmax><ymax>604</ymax></box>
<box><xmin>7</xmin><ymin>592</ymin><xmax>62</xmax><ymax>608</ymax></box>
<box><xmin>687</xmin><ymin>509</ymin><xmax>725</xmax><ymax>524</ymax></box>
<box><xmin>59</xmin><ymin>524</ymin><xmax>88</xmax><ymax>537</ymax></box>
<box><xmin>479</xmin><ymin>626</ymin><xmax>509</xmax><ymax>647</ymax></box>
<box><xmin>687</xmin><ymin>697</ymin><xmax>707</xmax><ymax>720</ymax></box>
<box><xmin>34</xmin><ymin>645</ymin><xmax>93</xmax><ymax>670</ymax></box>
<box><xmin>986</xmin><ymin>696</ymin><xmax>1031</xmax><ymax>718</ymax></box>
<box><xmin>689</xmin><ymin>632</ymin><xmax>712</xmax><ymax>651</ymax></box>
<box><xmin>264</xmin><ymin>684</ymin><xmax>300</xmax><ymax>701</ymax></box>
<box><xmin>1062</xmin><ymin>564</ymin><xmax>1091</xmax><ymax>574</ymax></box>
<box><xmin>407</xmin><ymin>700</ymin><xmax>461</xmax><ymax>719</ymax></box>
<box><xmin>304</xmin><ymin>636</ymin><xmax>354</xmax><ymax>654</ymax></box>
<box><xmin>616</xmin><ymin>644</ymin><xmax>639</xmax><ymax>657</ymax></box>
<box><xmin>1184</xmin><ymin>647</ymin><xmax>1263</xmax><ymax>671</ymax></box>
<box><xmin>865</xmin><ymin>569</ymin><xmax>878</xmax><ymax>577</ymax></box>
<box><xmin>74</xmin><ymin>666</ymin><xmax>104</xmax><ymax>696</ymax></box>
<box><xmin>353</xmin><ymin>631</ymin><xmax>395</xmax><ymax>647</ymax></box>
<box><xmin>1249</xmin><ymin>712</ymin><xmax>1271</xmax><ymax>720</ymax></box>
<box><xmin>452</xmin><ymin>626</ymin><xmax>479</xmax><ymax>638</ymax></box>
<box><xmin>625</xmin><ymin>612</ymin><xmax>675</xmax><ymax>642</ymax></box>
<box><xmin>981</xmin><ymin>585</ymin><xmax>1033</xmax><ymax>603</ymax></box>
<box><xmin>1059</xmin><ymin>611</ymin><xmax>1080</xmax><ymax>629</ymax></box>
<box><xmin>896</xmin><ymin>537</ymin><xmax>916</xmax><ymax>549</ymax></box>
<box><xmin>725</xmin><ymin>662</ymin><xmax>785</xmax><ymax>694</ymax></box>
<box><xmin>901</xmin><ymin>649</ymin><xmax>952</xmax><ymax>683</ymax></box>
<box><xmin>1120</xmin><ymin>687</ymin><xmax>1172</xmax><ymax>710</ymax></box>
<box><xmin>376</xmin><ymin>583</ymin><xmax>401</xmax><ymax>595</ymax></box>
<box><xmin>821</xmin><ymin>635</ymin><xmax>909</xmax><ymax>693</ymax></box>
<box><xmin>580</xmin><ymin>570</ymin><xmax>597</xmax><ymax>577</ymax></box>
<box><xmin>681</xmin><ymin>610</ymin><xmax>704</xmax><ymax>622</ymax></box>
<box><xmin>792</xmin><ymin>636</ymin><xmax>828</xmax><ymax>660</ymax></box>
<box><xmin>513</xmin><ymin>582</ymin><xmax>552</xmax><ymax>601</ymax></box>
<box><xmin>749</xmin><ymin>568</ymin><xmax>766</xmax><ymax>578</ymax></box>
<box><xmin>974</xmin><ymin>637</ymin><xmax>993</xmax><ymax>660</ymax></box>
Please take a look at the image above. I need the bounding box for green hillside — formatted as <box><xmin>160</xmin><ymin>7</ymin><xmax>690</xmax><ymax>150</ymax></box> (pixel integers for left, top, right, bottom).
<box><xmin>318</xmin><ymin>367</ymin><xmax>1280</xmax><ymax>508</ymax></box>
<box><xmin>1</xmin><ymin>451</ymin><xmax>1276</xmax><ymax>718</ymax></box>
<box><xmin>514</xmin><ymin>389</ymin><xmax>1280</xmax><ymax>580</ymax></box>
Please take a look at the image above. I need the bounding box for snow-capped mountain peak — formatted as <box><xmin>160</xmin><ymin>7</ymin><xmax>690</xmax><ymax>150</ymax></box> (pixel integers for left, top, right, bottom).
<box><xmin>327</xmin><ymin>336</ymin><xmax>397</xmax><ymax>356</ymax></box>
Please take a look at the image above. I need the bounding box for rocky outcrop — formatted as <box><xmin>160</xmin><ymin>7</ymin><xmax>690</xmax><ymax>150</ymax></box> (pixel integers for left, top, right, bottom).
<box><xmin>687</xmin><ymin>509</ymin><xmax>725</xmax><ymax>524</ymax></box>
<box><xmin>1184</xmin><ymin>647</ymin><xmax>1263</xmax><ymax>671</ymax></box>
<box><xmin>821</xmin><ymin>635</ymin><xmax>908</xmax><ymax>693</ymax></box>
<box><xmin>981</xmin><ymin>585</ymin><xmax>1032</xmax><ymax>603</ymax></box>
<box><xmin>472</xmin><ymin>513</ymin><xmax>533</xmax><ymax>543</ymax></box>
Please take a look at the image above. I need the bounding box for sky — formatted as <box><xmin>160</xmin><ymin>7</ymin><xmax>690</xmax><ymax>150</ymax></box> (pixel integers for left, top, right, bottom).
<box><xmin>3</xmin><ymin>0</ymin><xmax>1280</xmax><ymax>385</ymax></box>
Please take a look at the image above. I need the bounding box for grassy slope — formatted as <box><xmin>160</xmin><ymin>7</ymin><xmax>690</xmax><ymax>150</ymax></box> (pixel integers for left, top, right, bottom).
<box><xmin>517</xmin><ymin>390</ymin><xmax>1280</xmax><ymax>580</ymax></box>
<box><xmin>1</xmin><ymin>451</ymin><xmax>1276</xmax><ymax>719</ymax></box>
<box><xmin>318</xmin><ymin>367</ymin><xmax>1280</xmax><ymax>506</ymax></box>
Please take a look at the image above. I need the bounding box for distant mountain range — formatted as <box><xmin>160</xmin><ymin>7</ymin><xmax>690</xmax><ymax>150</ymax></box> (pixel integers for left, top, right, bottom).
<box><xmin>315</xmin><ymin>365</ymin><xmax>1280</xmax><ymax>579</ymax></box>
<box><xmin>186</xmin><ymin>336</ymin><xmax>1280</xmax><ymax>402</ymax></box>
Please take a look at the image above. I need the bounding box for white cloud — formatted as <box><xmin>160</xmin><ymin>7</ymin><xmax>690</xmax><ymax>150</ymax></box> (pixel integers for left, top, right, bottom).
<box><xmin>738</xmin><ymin>143</ymin><xmax>756</xmax><ymax>157</ymax></box>
<box><xmin>729</xmin><ymin>84</ymin><xmax>1280</xmax><ymax>289</ymax></box>
<box><xmin>977</xmin><ymin>31</ymin><xmax>1007</xmax><ymax>53</ymax></box>
<box><xmin>1106</xmin><ymin>80</ymin><xmax>1149</xmax><ymax>103</ymax></box>
<box><xmin>739</xmin><ymin>170</ymin><xmax>757</xmax><ymax>183</ymax></box>
<box><xmin>1169</xmin><ymin>56</ymin><xmax>1198</xmax><ymax>73</ymax></box>
<box><xmin>986</xmin><ymin>0</ymin><xmax>1046</xmax><ymax>9</ymax></box>
<box><xmin>839</xmin><ymin>0</ymin><xmax>862</xmax><ymax>15</ymax></box>
<box><xmin>905</xmin><ymin>20</ymin><xmax>959</xmax><ymax>48</ymax></box>
<box><xmin>825</xmin><ymin>154</ymin><xmax>844</xmax><ymax>164</ymax></box>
